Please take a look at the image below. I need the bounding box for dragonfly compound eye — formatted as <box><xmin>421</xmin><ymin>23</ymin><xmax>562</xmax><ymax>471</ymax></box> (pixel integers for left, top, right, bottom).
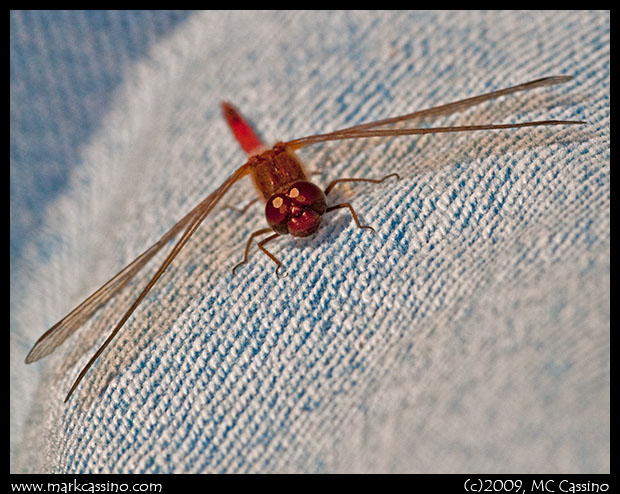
<box><xmin>285</xmin><ymin>181</ymin><xmax>327</xmax><ymax>237</ymax></box>
<box><xmin>264</xmin><ymin>182</ymin><xmax>328</xmax><ymax>237</ymax></box>
<box><xmin>265</xmin><ymin>194</ymin><xmax>292</xmax><ymax>235</ymax></box>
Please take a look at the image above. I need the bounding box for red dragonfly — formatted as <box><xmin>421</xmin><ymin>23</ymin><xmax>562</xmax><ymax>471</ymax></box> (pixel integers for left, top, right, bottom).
<box><xmin>25</xmin><ymin>75</ymin><xmax>581</xmax><ymax>402</ymax></box>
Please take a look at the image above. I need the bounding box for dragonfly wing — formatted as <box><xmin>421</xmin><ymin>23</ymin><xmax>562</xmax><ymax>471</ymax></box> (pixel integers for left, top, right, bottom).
<box><xmin>283</xmin><ymin>120</ymin><xmax>583</xmax><ymax>149</ymax></box>
<box><xmin>286</xmin><ymin>76</ymin><xmax>573</xmax><ymax>149</ymax></box>
<box><xmin>62</xmin><ymin>162</ymin><xmax>252</xmax><ymax>401</ymax></box>
<box><xmin>25</xmin><ymin>163</ymin><xmax>251</xmax><ymax>364</ymax></box>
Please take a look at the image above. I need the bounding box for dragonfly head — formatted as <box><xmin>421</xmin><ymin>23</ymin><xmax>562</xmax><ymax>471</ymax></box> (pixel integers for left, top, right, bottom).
<box><xmin>265</xmin><ymin>181</ymin><xmax>327</xmax><ymax>237</ymax></box>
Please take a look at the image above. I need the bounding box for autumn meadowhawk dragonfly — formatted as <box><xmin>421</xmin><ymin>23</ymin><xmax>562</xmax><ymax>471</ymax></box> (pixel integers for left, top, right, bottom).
<box><xmin>25</xmin><ymin>75</ymin><xmax>582</xmax><ymax>402</ymax></box>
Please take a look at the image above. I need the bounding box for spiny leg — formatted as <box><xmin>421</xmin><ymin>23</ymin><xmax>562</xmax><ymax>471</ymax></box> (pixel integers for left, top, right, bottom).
<box><xmin>326</xmin><ymin>203</ymin><xmax>375</xmax><ymax>232</ymax></box>
<box><xmin>309</xmin><ymin>155</ymin><xmax>337</xmax><ymax>177</ymax></box>
<box><xmin>233</xmin><ymin>227</ymin><xmax>273</xmax><ymax>275</ymax></box>
<box><xmin>257</xmin><ymin>233</ymin><xmax>284</xmax><ymax>276</ymax></box>
<box><xmin>324</xmin><ymin>173</ymin><xmax>399</xmax><ymax>196</ymax></box>
<box><xmin>226</xmin><ymin>197</ymin><xmax>260</xmax><ymax>215</ymax></box>
<box><xmin>323</xmin><ymin>173</ymin><xmax>399</xmax><ymax>231</ymax></box>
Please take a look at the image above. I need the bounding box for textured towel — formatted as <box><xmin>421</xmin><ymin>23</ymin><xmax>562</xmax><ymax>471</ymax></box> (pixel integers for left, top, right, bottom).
<box><xmin>10</xmin><ymin>11</ymin><xmax>609</xmax><ymax>473</ymax></box>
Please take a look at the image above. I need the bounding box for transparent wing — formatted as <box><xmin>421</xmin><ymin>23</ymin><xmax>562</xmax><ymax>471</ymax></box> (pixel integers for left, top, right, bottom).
<box><xmin>26</xmin><ymin>207</ymin><xmax>199</xmax><ymax>364</ymax></box>
<box><xmin>284</xmin><ymin>120</ymin><xmax>583</xmax><ymax>149</ymax></box>
<box><xmin>25</xmin><ymin>163</ymin><xmax>251</xmax><ymax>366</ymax></box>
<box><xmin>61</xmin><ymin>162</ymin><xmax>252</xmax><ymax>401</ymax></box>
<box><xmin>285</xmin><ymin>75</ymin><xmax>574</xmax><ymax>149</ymax></box>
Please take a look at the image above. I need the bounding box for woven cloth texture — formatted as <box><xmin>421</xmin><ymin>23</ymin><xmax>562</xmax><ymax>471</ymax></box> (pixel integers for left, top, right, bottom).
<box><xmin>11</xmin><ymin>11</ymin><xmax>609</xmax><ymax>473</ymax></box>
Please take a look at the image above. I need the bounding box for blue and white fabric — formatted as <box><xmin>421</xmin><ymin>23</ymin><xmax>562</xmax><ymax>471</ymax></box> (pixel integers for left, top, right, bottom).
<box><xmin>11</xmin><ymin>10</ymin><xmax>609</xmax><ymax>473</ymax></box>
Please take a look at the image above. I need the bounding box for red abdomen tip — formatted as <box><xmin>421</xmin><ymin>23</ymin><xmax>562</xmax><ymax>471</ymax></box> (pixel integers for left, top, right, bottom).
<box><xmin>221</xmin><ymin>101</ymin><xmax>266</xmax><ymax>156</ymax></box>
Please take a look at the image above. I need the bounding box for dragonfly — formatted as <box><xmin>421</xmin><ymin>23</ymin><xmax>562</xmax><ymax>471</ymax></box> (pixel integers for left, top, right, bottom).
<box><xmin>25</xmin><ymin>75</ymin><xmax>582</xmax><ymax>402</ymax></box>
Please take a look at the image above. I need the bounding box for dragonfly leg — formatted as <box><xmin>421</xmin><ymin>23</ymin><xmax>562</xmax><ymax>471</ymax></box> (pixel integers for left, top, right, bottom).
<box><xmin>233</xmin><ymin>227</ymin><xmax>273</xmax><ymax>275</ymax></box>
<box><xmin>326</xmin><ymin>203</ymin><xmax>375</xmax><ymax>232</ymax></box>
<box><xmin>308</xmin><ymin>155</ymin><xmax>336</xmax><ymax>177</ymax></box>
<box><xmin>324</xmin><ymin>173</ymin><xmax>399</xmax><ymax>196</ymax></box>
<box><xmin>227</xmin><ymin>197</ymin><xmax>260</xmax><ymax>215</ymax></box>
<box><xmin>257</xmin><ymin>233</ymin><xmax>284</xmax><ymax>276</ymax></box>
